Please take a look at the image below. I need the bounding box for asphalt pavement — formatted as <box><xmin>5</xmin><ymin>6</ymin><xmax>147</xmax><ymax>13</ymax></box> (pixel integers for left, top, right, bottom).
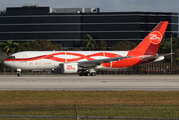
<box><xmin>0</xmin><ymin>75</ymin><xmax>178</xmax><ymax>91</ymax></box>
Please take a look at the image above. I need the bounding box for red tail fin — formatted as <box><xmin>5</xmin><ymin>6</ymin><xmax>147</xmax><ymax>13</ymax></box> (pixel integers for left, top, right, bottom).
<box><xmin>128</xmin><ymin>21</ymin><xmax>169</xmax><ymax>56</ymax></box>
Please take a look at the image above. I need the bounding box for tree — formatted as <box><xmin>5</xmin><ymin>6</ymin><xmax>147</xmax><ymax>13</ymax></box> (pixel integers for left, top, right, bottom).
<box><xmin>3</xmin><ymin>40</ymin><xmax>19</xmax><ymax>54</ymax></box>
<box><xmin>16</xmin><ymin>42</ymin><xmax>29</xmax><ymax>52</ymax></box>
<box><xmin>158</xmin><ymin>36</ymin><xmax>179</xmax><ymax>62</ymax></box>
<box><xmin>97</xmin><ymin>40</ymin><xmax>107</xmax><ymax>50</ymax></box>
<box><xmin>0</xmin><ymin>52</ymin><xmax>9</xmax><ymax>72</ymax></box>
<box><xmin>17</xmin><ymin>39</ymin><xmax>60</xmax><ymax>52</ymax></box>
<box><xmin>0</xmin><ymin>42</ymin><xmax>5</xmax><ymax>52</ymax></box>
<box><xmin>35</xmin><ymin>39</ymin><xmax>59</xmax><ymax>51</ymax></box>
<box><xmin>111</xmin><ymin>41</ymin><xmax>137</xmax><ymax>51</ymax></box>
<box><xmin>0</xmin><ymin>52</ymin><xmax>8</xmax><ymax>62</ymax></box>
<box><xmin>158</xmin><ymin>36</ymin><xmax>171</xmax><ymax>54</ymax></box>
<box><xmin>72</xmin><ymin>48</ymin><xmax>83</xmax><ymax>51</ymax></box>
<box><xmin>172</xmin><ymin>37</ymin><xmax>179</xmax><ymax>62</ymax></box>
<box><xmin>82</xmin><ymin>34</ymin><xmax>97</xmax><ymax>50</ymax></box>
<box><xmin>54</xmin><ymin>44</ymin><xmax>63</xmax><ymax>51</ymax></box>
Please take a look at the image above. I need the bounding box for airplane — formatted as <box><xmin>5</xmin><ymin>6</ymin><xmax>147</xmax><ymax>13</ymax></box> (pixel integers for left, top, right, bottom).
<box><xmin>4</xmin><ymin>21</ymin><xmax>169</xmax><ymax>77</ymax></box>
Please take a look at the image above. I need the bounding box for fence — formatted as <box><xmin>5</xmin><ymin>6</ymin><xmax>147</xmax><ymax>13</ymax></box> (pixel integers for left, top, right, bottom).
<box><xmin>0</xmin><ymin>115</ymin><xmax>179</xmax><ymax>119</ymax></box>
<box><xmin>0</xmin><ymin>104</ymin><xmax>179</xmax><ymax>119</ymax></box>
<box><xmin>98</xmin><ymin>62</ymin><xmax>179</xmax><ymax>75</ymax></box>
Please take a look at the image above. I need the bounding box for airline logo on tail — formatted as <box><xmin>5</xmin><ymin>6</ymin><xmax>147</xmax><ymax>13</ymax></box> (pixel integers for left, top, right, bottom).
<box><xmin>149</xmin><ymin>31</ymin><xmax>162</xmax><ymax>44</ymax></box>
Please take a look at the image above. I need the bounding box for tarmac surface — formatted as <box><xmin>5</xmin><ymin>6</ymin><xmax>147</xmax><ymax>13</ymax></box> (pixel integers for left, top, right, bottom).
<box><xmin>0</xmin><ymin>75</ymin><xmax>179</xmax><ymax>91</ymax></box>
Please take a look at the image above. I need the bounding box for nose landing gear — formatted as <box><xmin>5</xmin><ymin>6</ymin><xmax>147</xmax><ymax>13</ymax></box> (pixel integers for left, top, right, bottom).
<box><xmin>17</xmin><ymin>69</ymin><xmax>22</xmax><ymax>77</ymax></box>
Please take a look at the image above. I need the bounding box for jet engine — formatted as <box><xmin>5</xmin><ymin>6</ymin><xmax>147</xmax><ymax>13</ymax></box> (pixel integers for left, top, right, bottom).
<box><xmin>60</xmin><ymin>63</ymin><xmax>78</xmax><ymax>73</ymax></box>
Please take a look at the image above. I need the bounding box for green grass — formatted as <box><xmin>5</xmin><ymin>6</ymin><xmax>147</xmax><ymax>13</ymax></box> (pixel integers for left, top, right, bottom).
<box><xmin>0</xmin><ymin>105</ymin><xmax>179</xmax><ymax>117</ymax></box>
<box><xmin>0</xmin><ymin>91</ymin><xmax>179</xmax><ymax>119</ymax></box>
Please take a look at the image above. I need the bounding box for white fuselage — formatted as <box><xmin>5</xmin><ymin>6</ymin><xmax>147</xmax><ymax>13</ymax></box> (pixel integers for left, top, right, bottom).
<box><xmin>5</xmin><ymin>51</ymin><xmax>129</xmax><ymax>70</ymax></box>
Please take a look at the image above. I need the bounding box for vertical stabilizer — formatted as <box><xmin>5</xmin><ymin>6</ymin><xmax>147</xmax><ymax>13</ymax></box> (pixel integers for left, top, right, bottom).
<box><xmin>128</xmin><ymin>21</ymin><xmax>169</xmax><ymax>56</ymax></box>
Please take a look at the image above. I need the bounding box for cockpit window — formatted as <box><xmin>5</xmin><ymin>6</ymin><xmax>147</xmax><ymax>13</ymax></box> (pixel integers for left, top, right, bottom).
<box><xmin>9</xmin><ymin>56</ymin><xmax>15</xmax><ymax>59</ymax></box>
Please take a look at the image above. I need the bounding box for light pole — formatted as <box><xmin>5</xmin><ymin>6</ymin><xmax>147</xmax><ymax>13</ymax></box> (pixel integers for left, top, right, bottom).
<box><xmin>171</xmin><ymin>34</ymin><xmax>173</xmax><ymax>63</ymax></box>
<box><xmin>170</xmin><ymin>34</ymin><xmax>173</xmax><ymax>74</ymax></box>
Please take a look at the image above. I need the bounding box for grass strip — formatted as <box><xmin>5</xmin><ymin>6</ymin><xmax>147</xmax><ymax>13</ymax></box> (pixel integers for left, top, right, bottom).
<box><xmin>0</xmin><ymin>91</ymin><xmax>179</xmax><ymax>119</ymax></box>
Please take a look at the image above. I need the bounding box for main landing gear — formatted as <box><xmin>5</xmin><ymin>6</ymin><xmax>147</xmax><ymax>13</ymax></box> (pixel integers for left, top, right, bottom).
<box><xmin>17</xmin><ymin>69</ymin><xmax>22</xmax><ymax>77</ymax></box>
<box><xmin>79</xmin><ymin>69</ymin><xmax>96</xmax><ymax>76</ymax></box>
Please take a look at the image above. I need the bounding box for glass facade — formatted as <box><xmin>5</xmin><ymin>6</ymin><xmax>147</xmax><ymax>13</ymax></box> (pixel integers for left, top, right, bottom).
<box><xmin>0</xmin><ymin>7</ymin><xmax>178</xmax><ymax>47</ymax></box>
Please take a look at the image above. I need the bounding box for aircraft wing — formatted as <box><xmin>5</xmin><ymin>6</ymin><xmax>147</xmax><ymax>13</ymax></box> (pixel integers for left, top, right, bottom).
<box><xmin>142</xmin><ymin>53</ymin><xmax>173</xmax><ymax>60</ymax></box>
<box><xmin>77</xmin><ymin>56</ymin><xmax>129</xmax><ymax>68</ymax></box>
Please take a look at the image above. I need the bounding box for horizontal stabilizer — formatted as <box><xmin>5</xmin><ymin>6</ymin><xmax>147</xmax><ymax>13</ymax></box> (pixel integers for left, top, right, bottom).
<box><xmin>142</xmin><ymin>53</ymin><xmax>173</xmax><ymax>60</ymax></box>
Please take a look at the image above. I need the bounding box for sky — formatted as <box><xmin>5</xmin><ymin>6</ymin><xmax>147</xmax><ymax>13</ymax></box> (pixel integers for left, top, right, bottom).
<box><xmin>0</xmin><ymin>0</ymin><xmax>179</xmax><ymax>13</ymax></box>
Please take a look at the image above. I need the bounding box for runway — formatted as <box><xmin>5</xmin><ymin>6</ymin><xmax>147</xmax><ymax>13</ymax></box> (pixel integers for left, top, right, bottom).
<box><xmin>0</xmin><ymin>75</ymin><xmax>179</xmax><ymax>91</ymax></box>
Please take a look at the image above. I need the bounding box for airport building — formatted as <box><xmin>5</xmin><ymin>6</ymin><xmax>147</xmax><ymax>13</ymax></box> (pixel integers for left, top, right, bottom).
<box><xmin>0</xmin><ymin>5</ymin><xmax>178</xmax><ymax>48</ymax></box>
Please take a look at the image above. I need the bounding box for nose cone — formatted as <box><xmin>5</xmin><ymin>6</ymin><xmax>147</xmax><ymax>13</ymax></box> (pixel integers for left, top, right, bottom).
<box><xmin>3</xmin><ymin>58</ymin><xmax>17</xmax><ymax>69</ymax></box>
<box><xmin>3</xmin><ymin>58</ymin><xmax>12</xmax><ymax>66</ymax></box>
<box><xmin>3</xmin><ymin>59</ymin><xmax>9</xmax><ymax>66</ymax></box>
<box><xmin>3</xmin><ymin>59</ymin><xmax>14</xmax><ymax>68</ymax></box>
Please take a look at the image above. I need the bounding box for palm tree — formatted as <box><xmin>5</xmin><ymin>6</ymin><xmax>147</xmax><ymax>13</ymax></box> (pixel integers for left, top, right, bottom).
<box><xmin>82</xmin><ymin>34</ymin><xmax>97</xmax><ymax>50</ymax></box>
<box><xmin>0</xmin><ymin>42</ymin><xmax>5</xmax><ymax>52</ymax></box>
<box><xmin>3</xmin><ymin>40</ymin><xmax>19</xmax><ymax>54</ymax></box>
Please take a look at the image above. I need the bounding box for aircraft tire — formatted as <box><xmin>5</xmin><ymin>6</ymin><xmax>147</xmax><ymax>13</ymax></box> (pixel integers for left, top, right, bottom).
<box><xmin>85</xmin><ymin>72</ymin><xmax>90</xmax><ymax>76</ymax></box>
<box><xmin>91</xmin><ymin>72</ymin><xmax>96</xmax><ymax>76</ymax></box>
<box><xmin>79</xmin><ymin>73</ymin><xmax>83</xmax><ymax>76</ymax></box>
<box><xmin>17</xmin><ymin>73</ymin><xmax>22</xmax><ymax>77</ymax></box>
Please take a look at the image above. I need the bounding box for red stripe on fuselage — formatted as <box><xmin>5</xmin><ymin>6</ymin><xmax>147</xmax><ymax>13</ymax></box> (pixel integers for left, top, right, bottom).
<box><xmin>4</xmin><ymin>52</ymin><xmax>124</xmax><ymax>64</ymax></box>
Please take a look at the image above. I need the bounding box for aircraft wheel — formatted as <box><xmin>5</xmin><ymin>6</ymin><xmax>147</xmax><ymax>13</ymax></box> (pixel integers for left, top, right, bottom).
<box><xmin>91</xmin><ymin>72</ymin><xmax>96</xmax><ymax>76</ymax></box>
<box><xmin>17</xmin><ymin>73</ymin><xmax>22</xmax><ymax>77</ymax></box>
<box><xmin>85</xmin><ymin>72</ymin><xmax>90</xmax><ymax>76</ymax></box>
<box><xmin>79</xmin><ymin>73</ymin><xmax>83</xmax><ymax>76</ymax></box>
